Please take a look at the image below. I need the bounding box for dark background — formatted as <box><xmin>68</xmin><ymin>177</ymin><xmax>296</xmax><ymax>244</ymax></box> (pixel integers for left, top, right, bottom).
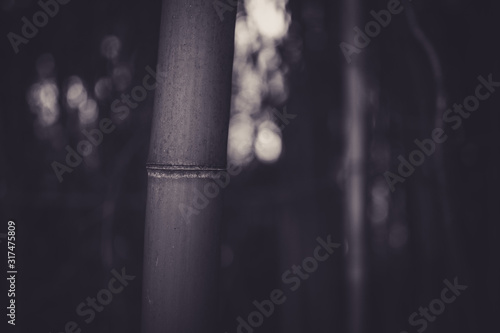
<box><xmin>0</xmin><ymin>0</ymin><xmax>499</xmax><ymax>332</ymax></box>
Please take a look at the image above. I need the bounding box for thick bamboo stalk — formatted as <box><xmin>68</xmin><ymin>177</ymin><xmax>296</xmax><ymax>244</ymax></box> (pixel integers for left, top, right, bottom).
<box><xmin>141</xmin><ymin>1</ymin><xmax>236</xmax><ymax>333</ymax></box>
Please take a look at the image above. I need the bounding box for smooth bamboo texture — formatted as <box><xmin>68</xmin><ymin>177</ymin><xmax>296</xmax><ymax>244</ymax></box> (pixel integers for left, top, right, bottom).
<box><xmin>342</xmin><ymin>0</ymin><xmax>368</xmax><ymax>332</ymax></box>
<box><xmin>141</xmin><ymin>1</ymin><xmax>236</xmax><ymax>332</ymax></box>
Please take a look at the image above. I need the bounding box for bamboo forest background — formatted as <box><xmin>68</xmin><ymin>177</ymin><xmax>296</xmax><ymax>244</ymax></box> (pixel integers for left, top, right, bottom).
<box><xmin>0</xmin><ymin>0</ymin><xmax>499</xmax><ymax>332</ymax></box>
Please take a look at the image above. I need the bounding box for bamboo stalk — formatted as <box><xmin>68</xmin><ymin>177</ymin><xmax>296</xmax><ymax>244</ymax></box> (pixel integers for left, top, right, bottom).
<box><xmin>141</xmin><ymin>1</ymin><xmax>236</xmax><ymax>332</ymax></box>
<box><xmin>341</xmin><ymin>0</ymin><xmax>368</xmax><ymax>332</ymax></box>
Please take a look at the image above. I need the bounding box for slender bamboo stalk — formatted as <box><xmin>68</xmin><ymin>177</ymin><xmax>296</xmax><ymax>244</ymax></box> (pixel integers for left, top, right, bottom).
<box><xmin>341</xmin><ymin>0</ymin><xmax>368</xmax><ymax>332</ymax></box>
<box><xmin>141</xmin><ymin>1</ymin><xmax>236</xmax><ymax>332</ymax></box>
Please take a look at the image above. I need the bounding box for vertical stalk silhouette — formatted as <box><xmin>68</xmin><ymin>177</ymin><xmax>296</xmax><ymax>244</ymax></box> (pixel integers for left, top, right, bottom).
<box><xmin>141</xmin><ymin>1</ymin><xmax>236</xmax><ymax>332</ymax></box>
<box><xmin>341</xmin><ymin>0</ymin><xmax>368</xmax><ymax>332</ymax></box>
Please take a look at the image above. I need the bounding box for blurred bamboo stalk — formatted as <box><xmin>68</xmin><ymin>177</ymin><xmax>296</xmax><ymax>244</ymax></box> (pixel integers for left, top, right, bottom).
<box><xmin>141</xmin><ymin>1</ymin><xmax>236</xmax><ymax>332</ymax></box>
<box><xmin>341</xmin><ymin>0</ymin><xmax>368</xmax><ymax>332</ymax></box>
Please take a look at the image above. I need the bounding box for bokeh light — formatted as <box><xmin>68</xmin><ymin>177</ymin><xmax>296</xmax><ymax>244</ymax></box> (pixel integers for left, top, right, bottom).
<box><xmin>78</xmin><ymin>98</ymin><xmax>99</xmax><ymax>125</ymax></box>
<box><xmin>66</xmin><ymin>76</ymin><xmax>87</xmax><ymax>109</ymax></box>
<box><xmin>100</xmin><ymin>35</ymin><xmax>121</xmax><ymax>60</ymax></box>
<box><xmin>28</xmin><ymin>80</ymin><xmax>60</xmax><ymax>127</ymax></box>
<box><xmin>370</xmin><ymin>179</ymin><xmax>389</xmax><ymax>225</ymax></box>
<box><xmin>112</xmin><ymin>65</ymin><xmax>132</xmax><ymax>92</ymax></box>
<box><xmin>228</xmin><ymin>0</ymin><xmax>291</xmax><ymax>166</ymax></box>
<box><xmin>94</xmin><ymin>77</ymin><xmax>113</xmax><ymax>100</ymax></box>
<box><xmin>255</xmin><ymin>120</ymin><xmax>282</xmax><ymax>163</ymax></box>
<box><xmin>246</xmin><ymin>0</ymin><xmax>290</xmax><ymax>40</ymax></box>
